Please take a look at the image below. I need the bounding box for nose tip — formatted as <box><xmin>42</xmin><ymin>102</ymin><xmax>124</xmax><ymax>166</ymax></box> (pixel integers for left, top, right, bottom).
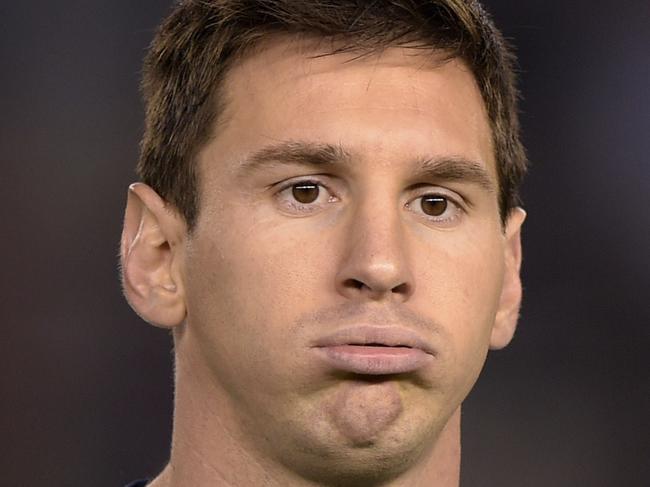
<box><xmin>335</xmin><ymin>211</ymin><xmax>414</xmax><ymax>303</ymax></box>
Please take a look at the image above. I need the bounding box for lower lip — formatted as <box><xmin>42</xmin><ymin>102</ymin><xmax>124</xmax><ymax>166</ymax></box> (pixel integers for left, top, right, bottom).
<box><xmin>315</xmin><ymin>345</ymin><xmax>433</xmax><ymax>375</ymax></box>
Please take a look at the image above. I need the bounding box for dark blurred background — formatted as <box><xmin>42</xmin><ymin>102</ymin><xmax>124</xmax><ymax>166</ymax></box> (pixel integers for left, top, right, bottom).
<box><xmin>1</xmin><ymin>1</ymin><xmax>648</xmax><ymax>486</ymax></box>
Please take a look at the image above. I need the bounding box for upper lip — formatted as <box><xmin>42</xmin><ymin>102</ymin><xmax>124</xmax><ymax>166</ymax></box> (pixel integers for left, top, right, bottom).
<box><xmin>313</xmin><ymin>325</ymin><xmax>436</xmax><ymax>356</ymax></box>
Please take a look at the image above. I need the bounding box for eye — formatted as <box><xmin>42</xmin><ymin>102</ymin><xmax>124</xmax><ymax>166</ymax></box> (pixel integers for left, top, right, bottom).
<box><xmin>420</xmin><ymin>195</ymin><xmax>448</xmax><ymax>216</ymax></box>
<box><xmin>275</xmin><ymin>179</ymin><xmax>337</xmax><ymax>213</ymax></box>
<box><xmin>292</xmin><ymin>182</ymin><xmax>320</xmax><ymax>204</ymax></box>
<box><xmin>406</xmin><ymin>192</ymin><xmax>463</xmax><ymax>225</ymax></box>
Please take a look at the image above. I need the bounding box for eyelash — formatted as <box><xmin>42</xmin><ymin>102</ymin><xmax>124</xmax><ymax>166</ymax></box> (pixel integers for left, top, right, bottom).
<box><xmin>276</xmin><ymin>178</ymin><xmax>338</xmax><ymax>214</ymax></box>
<box><xmin>406</xmin><ymin>195</ymin><xmax>463</xmax><ymax>225</ymax></box>
<box><xmin>275</xmin><ymin>178</ymin><xmax>465</xmax><ymax>225</ymax></box>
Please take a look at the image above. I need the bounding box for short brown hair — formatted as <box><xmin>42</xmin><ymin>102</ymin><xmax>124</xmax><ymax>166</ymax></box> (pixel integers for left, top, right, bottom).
<box><xmin>138</xmin><ymin>0</ymin><xmax>527</xmax><ymax>230</ymax></box>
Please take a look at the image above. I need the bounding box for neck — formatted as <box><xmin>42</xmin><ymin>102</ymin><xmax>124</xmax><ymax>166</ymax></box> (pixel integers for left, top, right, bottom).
<box><xmin>150</xmin><ymin>344</ymin><xmax>461</xmax><ymax>487</ymax></box>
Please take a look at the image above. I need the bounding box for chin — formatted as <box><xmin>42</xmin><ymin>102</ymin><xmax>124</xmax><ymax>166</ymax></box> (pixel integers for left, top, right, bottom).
<box><xmin>272</xmin><ymin>412</ymin><xmax>437</xmax><ymax>487</ymax></box>
<box><xmin>287</xmin><ymin>440</ymin><xmax>428</xmax><ymax>487</ymax></box>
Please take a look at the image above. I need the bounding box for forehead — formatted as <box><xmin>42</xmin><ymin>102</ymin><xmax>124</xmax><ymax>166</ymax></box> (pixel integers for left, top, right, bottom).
<box><xmin>207</xmin><ymin>37</ymin><xmax>494</xmax><ymax>179</ymax></box>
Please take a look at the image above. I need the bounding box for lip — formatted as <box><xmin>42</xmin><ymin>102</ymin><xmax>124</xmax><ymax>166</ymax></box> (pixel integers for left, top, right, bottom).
<box><xmin>312</xmin><ymin>325</ymin><xmax>435</xmax><ymax>375</ymax></box>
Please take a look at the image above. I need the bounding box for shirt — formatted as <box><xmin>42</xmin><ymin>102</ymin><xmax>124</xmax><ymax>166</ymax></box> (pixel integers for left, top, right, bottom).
<box><xmin>124</xmin><ymin>480</ymin><xmax>149</xmax><ymax>487</ymax></box>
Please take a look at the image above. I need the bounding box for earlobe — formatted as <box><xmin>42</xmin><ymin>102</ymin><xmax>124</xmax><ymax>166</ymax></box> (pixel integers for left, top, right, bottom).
<box><xmin>490</xmin><ymin>207</ymin><xmax>526</xmax><ymax>350</ymax></box>
<box><xmin>120</xmin><ymin>183</ymin><xmax>187</xmax><ymax>328</ymax></box>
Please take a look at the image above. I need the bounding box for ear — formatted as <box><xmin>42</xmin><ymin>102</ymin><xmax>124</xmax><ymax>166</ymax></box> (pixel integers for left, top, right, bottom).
<box><xmin>120</xmin><ymin>183</ymin><xmax>187</xmax><ymax>328</ymax></box>
<box><xmin>490</xmin><ymin>207</ymin><xmax>526</xmax><ymax>350</ymax></box>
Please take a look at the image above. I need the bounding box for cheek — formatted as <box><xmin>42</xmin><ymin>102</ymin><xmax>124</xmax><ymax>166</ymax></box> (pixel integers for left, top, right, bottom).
<box><xmin>183</xmin><ymin>224</ymin><xmax>333</xmax><ymax>383</ymax></box>
<box><xmin>417</xmin><ymin>228</ymin><xmax>503</xmax><ymax>296</ymax></box>
<box><xmin>456</xmin><ymin>243</ymin><xmax>504</xmax><ymax>316</ymax></box>
<box><xmin>224</xmin><ymin>227</ymin><xmax>331</xmax><ymax>315</ymax></box>
<box><xmin>416</xmin><ymin>232</ymin><xmax>504</xmax><ymax>390</ymax></box>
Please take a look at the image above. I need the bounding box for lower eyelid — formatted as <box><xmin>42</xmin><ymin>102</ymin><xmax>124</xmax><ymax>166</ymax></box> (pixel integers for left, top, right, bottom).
<box><xmin>406</xmin><ymin>196</ymin><xmax>463</xmax><ymax>223</ymax></box>
<box><xmin>276</xmin><ymin>183</ymin><xmax>465</xmax><ymax>221</ymax></box>
<box><xmin>275</xmin><ymin>181</ymin><xmax>336</xmax><ymax>210</ymax></box>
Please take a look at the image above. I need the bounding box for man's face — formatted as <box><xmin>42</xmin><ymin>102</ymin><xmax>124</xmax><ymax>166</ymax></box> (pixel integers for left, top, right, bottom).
<box><xmin>179</xmin><ymin>39</ymin><xmax>520</xmax><ymax>479</ymax></box>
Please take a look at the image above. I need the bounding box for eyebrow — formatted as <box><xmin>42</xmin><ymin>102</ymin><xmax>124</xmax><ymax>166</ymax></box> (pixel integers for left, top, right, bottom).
<box><xmin>236</xmin><ymin>140</ymin><xmax>496</xmax><ymax>193</ymax></box>
<box><xmin>237</xmin><ymin>140</ymin><xmax>352</xmax><ymax>174</ymax></box>
<box><xmin>415</xmin><ymin>154</ymin><xmax>496</xmax><ymax>194</ymax></box>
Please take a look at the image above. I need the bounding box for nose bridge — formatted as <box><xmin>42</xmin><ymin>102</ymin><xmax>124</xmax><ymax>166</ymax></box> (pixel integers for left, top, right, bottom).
<box><xmin>336</xmin><ymin>189</ymin><xmax>414</xmax><ymax>301</ymax></box>
<box><xmin>353</xmin><ymin>196</ymin><xmax>403</xmax><ymax>257</ymax></box>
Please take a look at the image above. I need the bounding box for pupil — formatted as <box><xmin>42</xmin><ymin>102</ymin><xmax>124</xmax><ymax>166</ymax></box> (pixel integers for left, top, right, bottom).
<box><xmin>292</xmin><ymin>184</ymin><xmax>319</xmax><ymax>204</ymax></box>
<box><xmin>421</xmin><ymin>196</ymin><xmax>447</xmax><ymax>216</ymax></box>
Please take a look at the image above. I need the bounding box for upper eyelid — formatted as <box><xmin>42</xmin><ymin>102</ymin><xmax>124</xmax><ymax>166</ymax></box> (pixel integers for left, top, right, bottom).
<box><xmin>274</xmin><ymin>178</ymin><xmax>337</xmax><ymax>209</ymax></box>
<box><xmin>408</xmin><ymin>186</ymin><xmax>467</xmax><ymax>210</ymax></box>
<box><xmin>409</xmin><ymin>194</ymin><xmax>462</xmax><ymax>212</ymax></box>
<box><xmin>274</xmin><ymin>177</ymin><xmax>467</xmax><ymax>208</ymax></box>
<box><xmin>276</xmin><ymin>177</ymin><xmax>461</xmax><ymax>194</ymax></box>
<box><xmin>407</xmin><ymin>194</ymin><xmax>462</xmax><ymax>211</ymax></box>
<box><xmin>276</xmin><ymin>175</ymin><xmax>331</xmax><ymax>189</ymax></box>
<box><xmin>275</xmin><ymin>177</ymin><xmax>337</xmax><ymax>199</ymax></box>
<box><xmin>406</xmin><ymin>195</ymin><xmax>464</xmax><ymax>225</ymax></box>
<box><xmin>275</xmin><ymin>179</ymin><xmax>464</xmax><ymax>226</ymax></box>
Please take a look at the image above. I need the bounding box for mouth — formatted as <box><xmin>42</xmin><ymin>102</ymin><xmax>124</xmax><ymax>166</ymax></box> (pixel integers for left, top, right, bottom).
<box><xmin>312</xmin><ymin>326</ymin><xmax>435</xmax><ymax>375</ymax></box>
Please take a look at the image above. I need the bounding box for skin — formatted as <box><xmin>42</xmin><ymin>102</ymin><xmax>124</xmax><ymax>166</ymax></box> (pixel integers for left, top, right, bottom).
<box><xmin>121</xmin><ymin>38</ymin><xmax>525</xmax><ymax>486</ymax></box>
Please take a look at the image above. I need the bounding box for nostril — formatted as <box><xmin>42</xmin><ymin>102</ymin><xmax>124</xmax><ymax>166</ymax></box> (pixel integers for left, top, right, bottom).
<box><xmin>392</xmin><ymin>282</ymin><xmax>410</xmax><ymax>295</ymax></box>
<box><xmin>337</xmin><ymin>278</ymin><xmax>412</xmax><ymax>302</ymax></box>
<box><xmin>344</xmin><ymin>278</ymin><xmax>367</xmax><ymax>290</ymax></box>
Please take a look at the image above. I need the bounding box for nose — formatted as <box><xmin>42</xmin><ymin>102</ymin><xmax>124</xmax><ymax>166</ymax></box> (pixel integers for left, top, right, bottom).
<box><xmin>335</xmin><ymin>199</ymin><xmax>414</xmax><ymax>303</ymax></box>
